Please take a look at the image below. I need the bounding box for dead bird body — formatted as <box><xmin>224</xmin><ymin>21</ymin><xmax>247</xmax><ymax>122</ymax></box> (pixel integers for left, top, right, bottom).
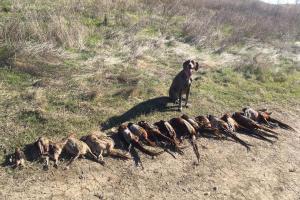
<box><xmin>232</xmin><ymin>112</ymin><xmax>280</xmax><ymax>135</ymax></box>
<box><xmin>221</xmin><ymin>113</ymin><xmax>277</xmax><ymax>144</ymax></box>
<box><xmin>243</xmin><ymin>107</ymin><xmax>296</xmax><ymax>132</ymax></box>
<box><xmin>194</xmin><ymin>115</ymin><xmax>223</xmax><ymax>138</ymax></box>
<box><xmin>128</xmin><ymin>123</ymin><xmax>156</xmax><ymax>147</ymax></box>
<box><xmin>154</xmin><ymin>120</ymin><xmax>185</xmax><ymax>154</ymax></box>
<box><xmin>169</xmin><ymin>117</ymin><xmax>200</xmax><ymax>164</ymax></box>
<box><xmin>208</xmin><ymin>115</ymin><xmax>252</xmax><ymax>151</ymax></box>
<box><xmin>118</xmin><ymin>124</ymin><xmax>164</xmax><ymax>157</ymax></box>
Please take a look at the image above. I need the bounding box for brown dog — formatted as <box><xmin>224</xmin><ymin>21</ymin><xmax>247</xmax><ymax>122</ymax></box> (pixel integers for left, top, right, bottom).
<box><xmin>169</xmin><ymin>60</ymin><xmax>199</xmax><ymax>111</ymax></box>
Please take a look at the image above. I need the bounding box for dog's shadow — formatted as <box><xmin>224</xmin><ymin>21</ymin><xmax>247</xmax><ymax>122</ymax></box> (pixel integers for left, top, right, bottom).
<box><xmin>101</xmin><ymin>96</ymin><xmax>178</xmax><ymax>131</ymax></box>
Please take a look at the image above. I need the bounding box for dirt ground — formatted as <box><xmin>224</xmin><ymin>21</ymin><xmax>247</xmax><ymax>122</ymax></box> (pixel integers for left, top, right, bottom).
<box><xmin>0</xmin><ymin>108</ymin><xmax>299</xmax><ymax>200</ymax></box>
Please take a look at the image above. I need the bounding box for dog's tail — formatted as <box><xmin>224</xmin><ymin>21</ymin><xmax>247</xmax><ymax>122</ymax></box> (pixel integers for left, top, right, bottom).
<box><xmin>132</xmin><ymin>140</ymin><xmax>164</xmax><ymax>157</ymax></box>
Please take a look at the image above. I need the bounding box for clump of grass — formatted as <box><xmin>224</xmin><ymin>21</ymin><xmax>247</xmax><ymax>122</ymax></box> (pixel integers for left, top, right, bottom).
<box><xmin>193</xmin><ymin>66</ymin><xmax>300</xmax><ymax>111</ymax></box>
<box><xmin>0</xmin><ymin>68</ymin><xmax>33</xmax><ymax>87</ymax></box>
<box><xmin>18</xmin><ymin>110</ymin><xmax>47</xmax><ymax>124</ymax></box>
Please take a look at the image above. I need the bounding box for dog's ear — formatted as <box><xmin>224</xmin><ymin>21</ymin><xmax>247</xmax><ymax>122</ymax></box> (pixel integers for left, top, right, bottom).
<box><xmin>194</xmin><ymin>62</ymin><xmax>199</xmax><ymax>71</ymax></box>
<box><xmin>182</xmin><ymin>60</ymin><xmax>190</xmax><ymax>69</ymax></box>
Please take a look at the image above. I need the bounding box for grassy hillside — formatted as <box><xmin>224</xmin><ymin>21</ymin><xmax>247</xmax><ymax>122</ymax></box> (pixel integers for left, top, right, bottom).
<box><xmin>0</xmin><ymin>0</ymin><xmax>300</xmax><ymax>162</ymax></box>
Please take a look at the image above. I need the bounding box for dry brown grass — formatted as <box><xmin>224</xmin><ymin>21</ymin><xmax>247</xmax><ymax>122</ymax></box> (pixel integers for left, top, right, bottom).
<box><xmin>1</xmin><ymin>0</ymin><xmax>299</xmax><ymax>69</ymax></box>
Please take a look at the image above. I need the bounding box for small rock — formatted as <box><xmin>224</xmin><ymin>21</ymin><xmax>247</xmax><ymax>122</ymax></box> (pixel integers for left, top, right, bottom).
<box><xmin>94</xmin><ymin>193</ymin><xmax>104</xmax><ymax>199</ymax></box>
<box><xmin>204</xmin><ymin>192</ymin><xmax>210</xmax><ymax>196</ymax></box>
<box><xmin>213</xmin><ymin>186</ymin><xmax>217</xmax><ymax>191</ymax></box>
<box><xmin>289</xmin><ymin>168</ymin><xmax>296</xmax><ymax>172</ymax></box>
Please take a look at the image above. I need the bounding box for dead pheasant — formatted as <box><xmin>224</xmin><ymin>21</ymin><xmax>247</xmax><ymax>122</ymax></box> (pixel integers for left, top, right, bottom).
<box><xmin>232</xmin><ymin>112</ymin><xmax>280</xmax><ymax>135</ymax></box>
<box><xmin>169</xmin><ymin>117</ymin><xmax>200</xmax><ymax>164</ymax></box>
<box><xmin>154</xmin><ymin>120</ymin><xmax>184</xmax><ymax>154</ymax></box>
<box><xmin>194</xmin><ymin>115</ymin><xmax>223</xmax><ymax>138</ymax></box>
<box><xmin>137</xmin><ymin>121</ymin><xmax>179</xmax><ymax>158</ymax></box>
<box><xmin>243</xmin><ymin>107</ymin><xmax>296</xmax><ymax>132</ymax></box>
<box><xmin>181</xmin><ymin>114</ymin><xmax>200</xmax><ymax>131</ymax></box>
<box><xmin>195</xmin><ymin>115</ymin><xmax>212</xmax><ymax>129</ymax></box>
<box><xmin>221</xmin><ymin>113</ymin><xmax>277</xmax><ymax>144</ymax></box>
<box><xmin>208</xmin><ymin>115</ymin><xmax>252</xmax><ymax>151</ymax></box>
<box><xmin>154</xmin><ymin>120</ymin><xmax>181</xmax><ymax>144</ymax></box>
<box><xmin>118</xmin><ymin>124</ymin><xmax>164</xmax><ymax>157</ymax></box>
<box><xmin>128</xmin><ymin>122</ymin><xmax>156</xmax><ymax>147</ymax></box>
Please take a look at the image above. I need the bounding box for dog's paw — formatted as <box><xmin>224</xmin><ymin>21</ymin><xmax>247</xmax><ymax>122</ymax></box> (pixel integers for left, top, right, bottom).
<box><xmin>185</xmin><ymin>103</ymin><xmax>192</xmax><ymax>108</ymax></box>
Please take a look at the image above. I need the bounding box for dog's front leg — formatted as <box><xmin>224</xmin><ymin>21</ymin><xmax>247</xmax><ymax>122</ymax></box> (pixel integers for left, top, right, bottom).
<box><xmin>178</xmin><ymin>90</ymin><xmax>182</xmax><ymax>111</ymax></box>
<box><xmin>185</xmin><ymin>86</ymin><xmax>190</xmax><ymax>108</ymax></box>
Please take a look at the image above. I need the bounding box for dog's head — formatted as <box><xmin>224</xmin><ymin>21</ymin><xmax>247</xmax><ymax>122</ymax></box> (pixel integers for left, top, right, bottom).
<box><xmin>183</xmin><ymin>60</ymin><xmax>199</xmax><ymax>77</ymax></box>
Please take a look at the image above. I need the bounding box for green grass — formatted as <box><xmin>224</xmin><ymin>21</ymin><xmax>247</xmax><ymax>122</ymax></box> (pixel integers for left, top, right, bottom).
<box><xmin>1</xmin><ymin>52</ymin><xmax>300</xmax><ymax>164</ymax></box>
<box><xmin>194</xmin><ymin>67</ymin><xmax>300</xmax><ymax>109</ymax></box>
<box><xmin>0</xmin><ymin>68</ymin><xmax>33</xmax><ymax>87</ymax></box>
